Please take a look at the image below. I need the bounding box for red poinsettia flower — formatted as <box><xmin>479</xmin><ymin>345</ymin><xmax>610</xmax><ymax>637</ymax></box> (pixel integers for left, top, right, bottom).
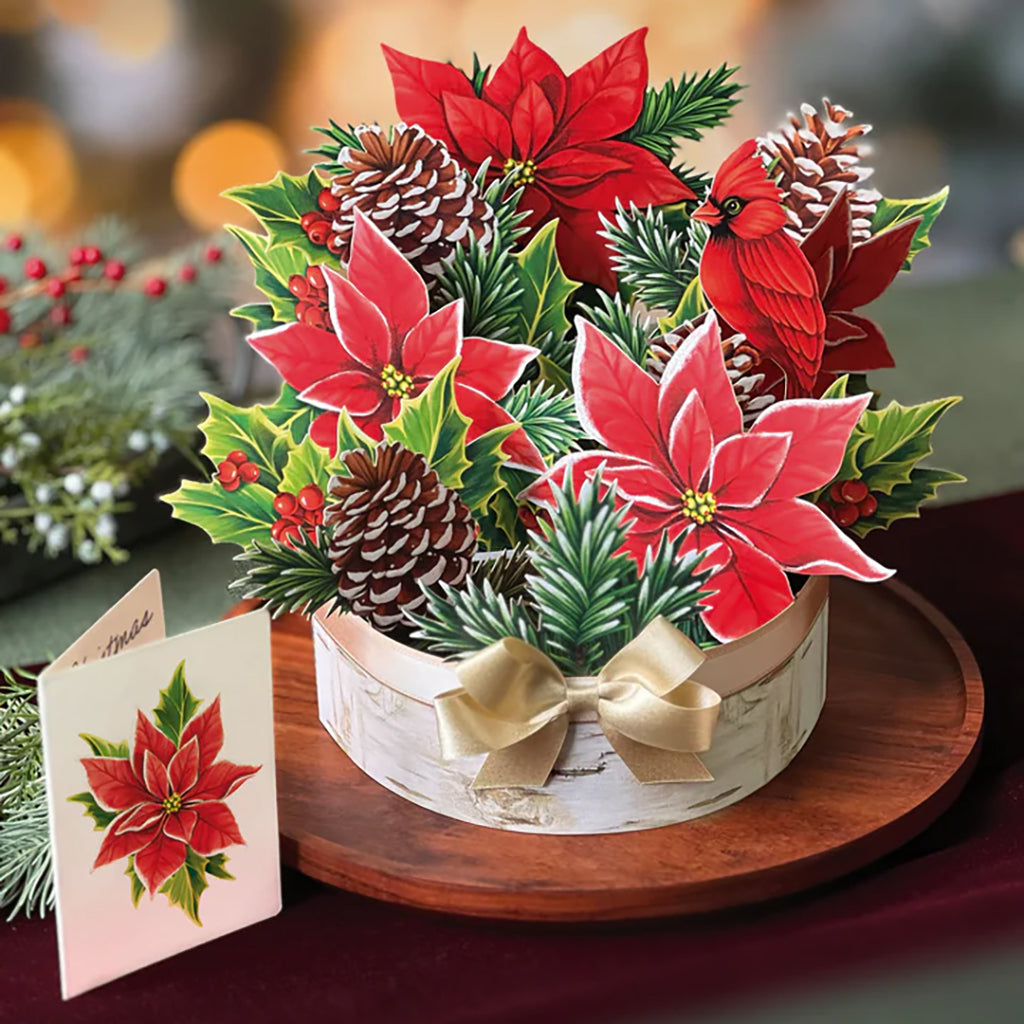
<box><xmin>524</xmin><ymin>315</ymin><xmax>892</xmax><ymax>641</ymax></box>
<box><xmin>82</xmin><ymin>698</ymin><xmax>259</xmax><ymax>895</ymax></box>
<box><xmin>383</xmin><ymin>27</ymin><xmax>694</xmax><ymax>291</ymax></box>
<box><xmin>249</xmin><ymin>212</ymin><xmax>543</xmax><ymax>470</ymax></box>
<box><xmin>802</xmin><ymin>189</ymin><xmax>920</xmax><ymax>394</ymax></box>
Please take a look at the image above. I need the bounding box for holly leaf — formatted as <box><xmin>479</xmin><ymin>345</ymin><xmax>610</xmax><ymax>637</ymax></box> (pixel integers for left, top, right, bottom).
<box><xmin>382</xmin><ymin>359</ymin><xmax>471</xmax><ymax>488</ymax></box>
<box><xmin>67</xmin><ymin>792</ymin><xmax>119</xmax><ymax>831</ymax></box>
<box><xmin>78</xmin><ymin>733</ymin><xmax>129</xmax><ymax>758</ymax></box>
<box><xmin>459</xmin><ymin>423</ymin><xmax>515</xmax><ymax>514</ymax></box>
<box><xmin>262</xmin><ymin>384</ymin><xmax>317</xmax><ymax>444</ymax></box>
<box><xmin>199</xmin><ymin>392</ymin><xmax>292</xmax><ymax>486</ymax></box>
<box><xmin>165</xmin><ymin>478</ymin><xmax>277</xmax><ymax>547</ymax></box>
<box><xmin>474</xmin><ymin>487</ymin><xmax>527</xmax><ymax>549</ymax></box>
<box><xmin>225</xmin><ymin>170</ymin><xmax>328</xmax><ymax>263</ymax></box>
<box><xmin>279</xmin><ymin>434</ymin><xmax>335</xmax><ymax>496</ymax></box>
<box><xmin>126</xmin><ymin>856</ymin><xmax>145</xmax><ymax>908</ymax></box>
<box><xmin>871</xmin><ymin>188</ymin><xmax>949</xmax><ymax>269</ymax></box>
<box><xmin>850</xmin><ymin>467</ymin><xmax>965</xmax><ymax>536</ymax></box>
<box><xmin>204</xmin><ymin>853</ymin><xmax>236</xmax><ymax>881</ymax></box>
<box><xmin>230</xmin><ymin>303</ymin><xmax>278</xmax><ymax>333</ymax></box>
<box><xmin>336</xmin><ymin>409</ymin><xmax>375</xmax><ymax>457</ymax></box>
<box><xmin>226</xmin><ymin>226</ymin><xmax>308</xmax><ymax>322</ymax></box>
<box><xmin>659</xmin><ymin>275</ymin><xmax>706</xmax><ymax>332</ymax></box>
<box><xmin>152</xmin><ymin>661</ymin><xmax>202</xmax><ymax>748</ymax></box>
<box><xmin>537</xmin><ymin>353</ymin><xmax>572</xmax><ymax>393</ymax></box>
<box><xmin>514</xmin><ymin>220</ymin><xmax>579</xmax><ymax>348</ymax></box>
<box><xmin>854</xmin><ymin>396</ymin><xmax>961</xmax><ymax>495</ymax></box>
<box><xmin>158</xmin><ymin>846</ymin><xmax>209</xmax><ymax>926</ymax></box>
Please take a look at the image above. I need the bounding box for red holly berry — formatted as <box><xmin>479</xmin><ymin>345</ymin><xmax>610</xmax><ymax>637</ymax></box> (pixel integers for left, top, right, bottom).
<box><xmin>179</xmin><ymin>263</ymin><xmax>197</xmax><ymax>283</ymax></box>
<box><xmin>326</xmin><ymin>234</ymin><xmax>345</xmax><ymax>255</ymax></box>
<box><xmin>103</xmin><ymin>259</ymin><xmax>126</xmax><ymax>281</ymax></box>
<box><xmin>46</xmin><ymin>278</ymin><xmax>66</xmax><ymax>298</ymax></box>
<box><xmin>317</xmin><ymin>187</ymin><xmax>341</xmax><ymax>213</ymax></box>
<box><xmin>858</xmin><ymin>494</ymin><xmax>878</xmax><ymax>518</ymax></box>
<box><xmin>306</xmin><ymin>266</ymin><xmax>326</xmax><ymax>290</ymax></box>
<box><xmin>50</xmin><ymin>304</ymin><xmax>72</xmax><ymax>326</ymax></box>
<box><xmin>24</xmin><ymin>257</ymin><xmax>46</xmax><ymax>279</ymax></box>
<box><xmin>216</xmin><ymin>460</ymin><xmax>240</xmax><ymax>490</ymax></box>
<box><xmin>204</xmin><ymin>245</ymin><xmax>223</xmax><ymax>263</ymax></box>
<box><xmin>272</xmin><ymin>519</ymin><xmax>303</xmax><ymax>547</ymax></box>
<box><xmin>839</xmin><ymin>479</ymin><xmax>868</xmax><ymax>504</ymax></box>
<box><xmin>833</xmin><ymin>503</ymin><xmax>859</xmax><ymax>528</ymax></box>
<box><xmin>300</xmin><ymin>211</ymin><xmax>322</xmax><ymax>232</ymax></box>
<box><xmin>0</xmin><ymin>309</ymin><xmax>10</xmax><ymax>335</ymax></box>
<box><xmin>307</xmin><ymin>221</ymin><xmax>330</xmax><ymax>246</ymax></box>
<box><xmin>144</xmin><ymin>277</ymin><xmax>166</xmax><ymax>297</ymax></box>
<box><xmin>5</xmin><ymin>234</ymin><xmax>23</xmax><ymax>251</ymax></box>
<box><xmin>227</xmin><ymin>450</ymin><xmax>248</xmax><ymax>464</ymax></box>
<box><xmin>828</xmin><ymin>481</ymin><xmax>845</xmax><ymax>504</ymax></box>
<box><xmin>82</xmin><ymin>245</ymin><xmax>102</xmax><ymax>265</ymax></box>
<box><xmin>69</xmin><ymin>343</ymin><xmax>90</xmax><ymax>362</ymax></box>
<box><xmin>273</xmin><ymin>491</ymin><xmax>298</xmax><ymax>516</ymax></box>
<box><xmin>19</xmin><ymin>332</ymin><xmax>40</xmax><ymax>349</ymax></box>
<box><xmin>238</xmin><ymin>461</ymin><xmax>260</xmax><ymax>483</ymax></box>
<box><xmin>288</xmin><ymin>274</ymin><xmax>309</xmax><ymax>298</ymax></box>
<box><xmin>298</xmin><ymin>484</ymin><xmax>324</xmax><ymax>511</ymax></box>
<box><xmin>69</xmin><ymin>246</ymin><xmax>86</xmax><ymax>265</ymax></box>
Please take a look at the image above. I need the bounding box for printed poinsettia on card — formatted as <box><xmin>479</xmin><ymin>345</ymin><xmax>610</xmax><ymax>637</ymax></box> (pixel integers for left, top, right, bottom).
<box><xmin>38</xmin><ymin>572</ymin><xmax>281</xmax><ymax>999</ymax></box>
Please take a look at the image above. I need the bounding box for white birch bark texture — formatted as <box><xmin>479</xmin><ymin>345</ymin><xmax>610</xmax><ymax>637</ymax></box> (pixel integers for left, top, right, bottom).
<box><xmin>312</xmin><ymin>579</ymin><xmax>829</xmax><ymax>835</ymax></box>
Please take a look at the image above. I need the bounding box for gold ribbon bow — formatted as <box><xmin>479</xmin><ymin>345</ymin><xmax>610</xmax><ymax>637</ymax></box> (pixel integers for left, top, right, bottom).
<box><xmin>434</xmin><ymin>616</ymin><xmax>722</xmax><ymax>789</ymax></box>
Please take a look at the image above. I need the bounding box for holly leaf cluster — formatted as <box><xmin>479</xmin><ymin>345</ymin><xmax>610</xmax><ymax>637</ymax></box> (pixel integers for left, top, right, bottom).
<box><xmin>871</xmin><ymin>188</ymin><xmax>949</xmax><ymax>270</ymax></box>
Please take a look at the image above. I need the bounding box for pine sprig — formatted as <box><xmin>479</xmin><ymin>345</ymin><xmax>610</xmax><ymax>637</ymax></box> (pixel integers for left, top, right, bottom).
<box><xmin>499</xmin><ymin>383</ymin><xmax>581</xmax><ymax>459</ymax></box>
<box><xmin>628</xmin><ymin>533</ymin><xmax>711</xmax><ymax>641</ymax></box>
<box><xmin>620</xmin><ymin>65</ymin><xmax>742</xmax><ymax>162</ymax></box>
<box><xmin>471</xmin><ymin>546</ymin><xmax>532</xmax><ymax>600</ymax></box>
<box><xmin>230</xmin><ymin>529</ymin><xmax>347</xmax><ymax>618</ymax></box>
<box><xmin>577</xmin><ymin>291</ymin><xmax>658</xmax><ymax>366</ymax></box>
<box><xmin>309</xmin><ymin>119</ymin><xmax>364</xmax><ymax>174</ymax></box>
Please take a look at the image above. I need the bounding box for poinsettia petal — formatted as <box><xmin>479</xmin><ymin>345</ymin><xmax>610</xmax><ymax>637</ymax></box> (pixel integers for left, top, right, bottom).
<box><xmin>323</xmin><ymin>265</ymin><xmax>392</xmax><ymax>370</ymax></box>
<box><xmin>550</xmin><ymin>209</ymin><xmax>615</xmax><ymax>292</ymax></box>
<box><xmin>381</xmin><ymin>44</ymin><xmax>476</xmax><ymax>142</ymax></box>
<box><xmin>168</xmin><ymin>737</ymin><xmax>200</xmax><ymax>796</ymax></box>
<box><xmin>658</xmin><ymin>314</ymin><xmax>743</xmax><ymax>447</ymax></box>
<box><xmin>560</xmin><ymin>28</ymin><xmax>649</xmax><ymax>145</ymax></box>
<box><xmin>828</xmin><ymin>218</ymin><xmax>919</xmax><ymax>311</ymax></box>
<box><xmin>708</xmin><ymin>431</ymin><xmax>790</xmax><ymax>508</ymax></box>
<box><xmin>299</xmin><ymin>369</ymin><xmax>385</xmax><ymax>415</ymax></box>
<box><xmin>81</xmin><ymin>757</ymin><xmax>150</xmax><ymax>811</ymax></box>
<box><xmin>619</xmin><ymin>514</ymin><xmax>689</xmax><ymax>566</ymax></box>
<box><xmin>143</xmin><ymin>748</ymin><xmax>169</xmax><ymax>801</ymax></box>
<box><xmin>457</xmin><ymin>335</ymin><xmax>537</xmax><ymax>399</ymax></box>
<box><xmin>249</xmin><ymin>322</ymin><xmax>350</xmax><ymax>393</ymax></box>
<box><xmin>310</xmin><ymin>412</ymin><xmax>340</xmax><ymax>455</ymax></box>
<box><xmin>187</xmin><ymin>761</ymin><xmax>261</xmax><ymax>802</ymax></box>
<box><xmin>573</xmin><ymin>317</ymin><xmax>671</xmax><ymax>472</ymax></box>
<box><xmin>179</xmin><ymin>695</ymin><xmax>224</xmax><ymax>774</ymax></box>
<box><xmin>821</xmin><ymin>314</ymin><xmax>895</xmax><ymax>372</ymax></box>
<box><xmin>603</xmin><ymin>463</ymin><xmax>681</xmax><ymax>511</ymax></box>
<box><xmin>801</xmin><ymin>189</ymin><xmax>852</xmax><ymax>282</ymax></box>
<box><xmin>484</xmin><ymin>27</ymin><xmax>567</xmax><ymax>120</ymax></box>
<box><xmin>131</xmin><ymin>710</ymin><xmax>175</xmax><ymax>780</ymax></box>
<box><xmin>538</xmin><ymin>145</ymin><xmax>631</xmax><ymax>189</ymax></box>
<box><xmin>520</xmin><ymin>450</ymin><xmax>649</xmax><ymax>509</ymax></box>
<box><xmin>825</xmin><ymin>311</ymin><xmax>868</xmax><ymax>345</ymax></box>
<box><xmin>699</xmin><ymin>533</ymin><xmax>795</xmax><ymax>643</ymax></box>
<box><xmin>188</xmin><ymin>801</ymin><xmax>245</xmax><ymax>856</ymax></box>
<box><xmin>347</xmin><ymin>211</ymin><xmax>429</xmax><ymax>341</ymax></box>
<box><xmin>441</xmin><ymin>92</ymin><xmax>513</xmax><ymax>166</ymax></box>
<box><xmin>751</xmin><ymin>393</ymin><xmax>871</xmax><ymax>499</ymax></box>
<box><xmin>511</xmin><ymin>80</ymin><xmax>555</xmax><ymax>157</ymax></box>
<box><xmin>453</xmin><ymin>383</ymin><xmax>545</xmax><ymax>471</ymax></box>
<box><xmin>134</xmin><ymin>830</ymin><xmax>188</xmax><ymax>896</ymax></box>
<box><xmin>517</xmin><ymin>184</ymin><xmax>552</xmax><ymax>234</ymax></box>
<box><xmin>93</xmin><ymin>813</ymin><xmax>160</xmax><ymax>869</ymax></box>
<box><xmin>113</xmin><ymin>802</ymin><xmax>164</xmax><ymax>834</ymax></box>
<box><xmin>401</xmin><ymin>300</ymin><xmax>462</xmax><ymax>379</ymax></box>
<box><xmin>163</xmin><ymin>808</ymin><xmax>199</xmax><ymax>844</ymax></box>
<box><xmin>725</xmin><ymin>498</ymin><xmax>894</xmax><ymax>580</ymax></box>
<box><xmin>667</xmin><ymin>391</ymin><xmax>714</xmax><ymax>492</ymax></box>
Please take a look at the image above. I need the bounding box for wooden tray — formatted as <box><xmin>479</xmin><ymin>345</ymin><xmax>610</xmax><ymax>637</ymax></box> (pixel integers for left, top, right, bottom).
<box><xmin>233</xmin><ymin>578</ymin><xmax>983</xmax><ymax>921</ymax></box>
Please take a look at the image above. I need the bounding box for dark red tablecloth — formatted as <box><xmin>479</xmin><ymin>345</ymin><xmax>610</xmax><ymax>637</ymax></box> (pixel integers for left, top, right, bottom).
<box><xmin>3</xmin><ymin>493</ymin><xmax>1022</xmax><ymax>1024</ymax></box>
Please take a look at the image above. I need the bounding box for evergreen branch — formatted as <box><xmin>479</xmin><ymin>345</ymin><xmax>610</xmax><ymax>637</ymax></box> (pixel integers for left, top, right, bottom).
<box><xmin>628</xmin><ymin>531</ymin><xmax>711</xmax><ymax>637</ymax></box>
<box><xmin>309</xmin><ymin>119</ymin><xmax>363</xmax><ymax>173</ymax></box>
<box><xmin>470</xmin><ymin>546</ymin><xmax>532</xmax><ymax>601</ymax></box>
<box><xmin>230</xmin><ymin>530</ymin><xmax>347</xmax><ymax>618</ymax></box>
<box><xmin>577</xmin><ymin>292</ymin><xmax>658</xmax><ymax>366</ymax></box>
<box><xmin>407</xmin><ymin>578</ymin><xmax>539</xmax><ymax>657</ymax></box>
<box><xmin>620</xmin><ymin>65</ymin><xmax>742</xmax><ymax>161</ymax></box>
<box><xmin>499</xmin><ymin>383</ymin><xmax>581</xmax><ymax>459</ymax></box>
<box><xmin>476</xmin><ymin>168</ymin><xmax>530</xmax><ymax>243</ymax></box>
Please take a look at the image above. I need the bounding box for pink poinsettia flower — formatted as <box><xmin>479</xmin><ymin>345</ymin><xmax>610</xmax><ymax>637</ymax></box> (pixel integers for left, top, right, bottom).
<box><xmin>249</xmin><ymin>211</ymin><xmax>543</xmax><ymax>470</ymax></box>
<box><xmin>83</xmin><ymin>699</ymin><xmax>259</xmax><ymax>895</ymax></box>
<box><xmin>524</xmin><ymin>315</ymin><xmax>893</xmax><ymax>641</ymax></box>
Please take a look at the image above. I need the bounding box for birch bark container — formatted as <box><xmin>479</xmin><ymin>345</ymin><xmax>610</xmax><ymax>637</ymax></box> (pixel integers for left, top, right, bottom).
<box><xmin>312</xmin><ymin>577</ymin><xmax>829</xmax><ymax>834</ymax></box>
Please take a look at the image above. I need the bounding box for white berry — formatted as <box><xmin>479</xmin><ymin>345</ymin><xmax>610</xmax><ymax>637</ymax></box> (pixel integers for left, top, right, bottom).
<box><xmin>63</xmin><ymin>472</ymin><xmax>85</xmax><ymax>495</ymax></box>
<box><xmin>35</xmin><ymin>483</ymin><xmax>53</xmax><ymax>503</ymax></box>
<box><xmin>94</xmin><ymin>513</ymin><xmax>117</xmax><ymax>540</ymax></box>
<box><xmin>34</xmin><ymin>512</ymin><xmax>53</xmax><ymax>532</ymax></box>
<box><xmin>77</xmin><ymin>539</ymin><xmax>101</xmax><ymax>564</ymax></box>
<box><xmin>127</xmin><ymin>430</ymin><xmax>149</xmax><ymax>452</ymax></box>
<box><xmin>8</xmin><ymin>385</ymin><xmax>26</xmax><ymax>405</ymax></box>
<box><xmin>46</xmin><ymin>523</ymin><xmax>69</xmax><ymax>552</ymax></box>
<box><xmin>90</xmin><ymin>480</ymin><xmax>114</xmax><ymax>502</ymax></box>
<box><xmin>19</xmin><ymin>432</ymin><xmax>41</xmax><ymax>450</ymax></box>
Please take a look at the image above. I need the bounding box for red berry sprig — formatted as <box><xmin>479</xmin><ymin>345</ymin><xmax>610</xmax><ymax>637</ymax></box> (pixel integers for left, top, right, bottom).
<box><xmin>288</xmin><ymin>265</ymin><xmax>329</xmax><ymax>330</ymax></box>
<box><xmin>817</xmin><ymin>478</ymin><xmax>878</xmax><ymax>528</ymax></box>
<box><xmin>298</xmin><ymin>187</ymin><xmax>343</xmax><ymax>255</ymax></box>
<box><xmin>271</xmin><ymin>484</ymin><xmax>324</xmax><ymax>547</ymax></box>
<box><xmin>215</xmin><ymin>449</ymin><xmax>261</xmax><ymax>492</ymax></box>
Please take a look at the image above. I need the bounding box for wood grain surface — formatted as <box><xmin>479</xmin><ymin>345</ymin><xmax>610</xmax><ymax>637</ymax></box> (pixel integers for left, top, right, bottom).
<box><xmin>229</xmin><ymin>578</ymin><xmax>983</xmax><ymax>921</ymax></box>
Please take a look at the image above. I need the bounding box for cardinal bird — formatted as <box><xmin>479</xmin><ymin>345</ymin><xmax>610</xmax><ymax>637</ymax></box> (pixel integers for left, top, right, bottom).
<box><xmin>693</xmin><ymin>139</ymin><xmax>826</xmax><ymax>395</ymax></box>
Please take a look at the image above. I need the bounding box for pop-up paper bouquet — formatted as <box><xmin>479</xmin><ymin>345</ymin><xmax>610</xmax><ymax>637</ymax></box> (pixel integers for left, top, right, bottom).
<box><xmin>168</xmin><ymin>28</ymin><xmax>961</xmax><ymax>834</ymax></box>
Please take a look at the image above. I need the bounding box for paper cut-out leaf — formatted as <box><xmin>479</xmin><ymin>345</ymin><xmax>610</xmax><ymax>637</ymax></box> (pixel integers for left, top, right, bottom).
<box><xmin>536</xmin><ymin>353</ymin><xmax>572</xmax><ymax>393</ymax></box>
<box><xmin>849</xmin><ymin>466</ymin><xmax>965</xmax><ymax>536</ymax></box>
<box><xmin>262</xmin><ymin>384</ymin><xmax>317</xmax><ymax>444</ymax></box>
<box><xmin>125</xmin><ymin>856</ymin><xmax>145</xmax><ymax>908</ymax></box>
<box><xmin>67</xmin><ymin>792</ymin><xmax>119</xmax><ymax>832</ymax></box>
<box><xmin>335</xmin><ymin>409</ymin><xmax>375</xmax><ymax>457</ymax></box>
<box><xmin>225</xmin><ymin>170</ymin><xmax>328</xmax><ymax>263</ymax></box>
<box><xmin>459</xmin><ymin>424</ymin><xmax>515</xmax><ymax>514</ymax></box>
<box><xmin>165</xmin><ymin>478</ymin><xmax>278</xmax><ymax>548</ymax></box>
<box><xmin>870</xmin><ymin>187</ymin><xmax>949</xmax><ymax>269</ymax></box>
<box><xmin>204</xmin><ymin>853</ymin><xmax>236</xmax><ymax>881</ymax></box>
<box><xmin>152</xmin><ymin>661</ymin><xmax>202</xmax><ymax>748</ymax></box>
<box><xmin>158</xmin><ymin>846</ymin><xmax>209</xmax><ymax>927</ymax></box>
<box><xmin>78</xmin><ymin>734</ymin><xmax>129</xmax><ymax>759</ymax></box>
<box><xmin>279</xmin><ymin>434</ymin><xmax>335</xmax><ymax>497</ymax></box>
<box><xmin>514</xmin><ymin>220</ymin><xmax>579</xmax><ymax>349</ymax></box>
<box><xmin>659</xmin><ymin>274</ymin><xmax>707</xmax><ymax>332</ymax></box>
<box><xmin>198</xmin><ymin>392</ymin><xmax>292</xmax><ymax>486</ymax></box>
<box><xmin>226</xmin><ymin>225</ymin><xmax>311</xmax><ymax>322</ymax></box>
<box><xmin>230</xmin><ymin>302</ymin><xmax>278</xmax><ymax>333</ymax></box>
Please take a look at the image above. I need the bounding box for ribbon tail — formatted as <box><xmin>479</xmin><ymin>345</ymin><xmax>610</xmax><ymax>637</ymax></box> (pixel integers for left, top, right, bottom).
<box><xmin>471</xmin><ymin>717</ymin><xmax>568</xmax><ymax>790</ymax></box>
<box><xmin>604</xmin><ymin>726</ymin><xmax>713</xmax><ymax>784</ymax></box>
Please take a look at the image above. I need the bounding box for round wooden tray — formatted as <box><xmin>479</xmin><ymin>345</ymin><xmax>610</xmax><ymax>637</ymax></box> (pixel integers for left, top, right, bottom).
<box><xmin>235</xmin><ymin>578</ymin><xmax>983</xmax><ymax>921</ymax></box>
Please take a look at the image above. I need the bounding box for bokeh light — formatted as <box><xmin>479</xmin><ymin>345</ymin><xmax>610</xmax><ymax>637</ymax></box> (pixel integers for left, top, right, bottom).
<box><xmin>0</xmin><ymin>0</ymin><xmax>45</xmax><ymax>33</ymax></box>
<box><xmin>172</xmin><ymin>120</ymin><xmax>287</xmax><ymax>231</ymax></box>
<box><xmin>45</xmin><ymin>0</ymin><xmax>177</xmax><ymax>59</ymax></box>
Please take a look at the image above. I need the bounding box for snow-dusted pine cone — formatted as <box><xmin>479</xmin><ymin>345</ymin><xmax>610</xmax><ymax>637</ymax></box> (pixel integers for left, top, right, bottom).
<box><xmin>324</xmin><ymin>443</ymin><xmax>477</xmax><ymax>631</ymax></box>
<box><xmin>759</xmin><ymin>98</ymin><xmax>881</xmax><ymax>242</ymax></box>
<box><xmin>327</xmin><ymin>123</ymin><xmax>495</xmax><ymax>280</ymax></box>
<box><xmin>647</xmin><ymin>315</ymin><xmax>778</xmax><ymax>426</ymax></box>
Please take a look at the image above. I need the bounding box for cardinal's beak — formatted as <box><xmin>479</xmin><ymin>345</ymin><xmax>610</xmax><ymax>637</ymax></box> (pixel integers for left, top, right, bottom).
<box><xmin>692</xmin><ymin>200</ymin><xmax>722</xmax><ymax>226</ymax></box>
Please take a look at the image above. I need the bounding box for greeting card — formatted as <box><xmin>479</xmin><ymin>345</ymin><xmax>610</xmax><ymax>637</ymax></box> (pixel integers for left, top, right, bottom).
<box><xmin>38</xmin><ymin>572</ymin><xmax>281</xmax><ymax>998</ymax></box>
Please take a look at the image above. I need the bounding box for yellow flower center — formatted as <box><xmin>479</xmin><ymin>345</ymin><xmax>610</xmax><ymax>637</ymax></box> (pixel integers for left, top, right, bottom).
<box><xmin>503</xmin><ymin>156</ymin><xmax>537</xmax><ymax>188</ymax></box>
<box><xmin>380</xmin><ymin>363</ymin><xmax>414</xmax><ymax>398</ymax></box>
<box><xmin>163</xmin><ymin>791</ymin><xmax>182</xmax><ymax>813</ymax></box>
<box><xmin>681</xmin><ymin>487</ymin><xmax>717</xmax><ymax>526</ymax></box>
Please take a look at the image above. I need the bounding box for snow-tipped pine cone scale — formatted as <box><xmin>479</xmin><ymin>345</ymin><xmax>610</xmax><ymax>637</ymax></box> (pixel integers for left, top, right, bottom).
<box><xmin>324</xmin><ymin>444</ymin><xmax>478</xmax><ymax>631</ymax></box>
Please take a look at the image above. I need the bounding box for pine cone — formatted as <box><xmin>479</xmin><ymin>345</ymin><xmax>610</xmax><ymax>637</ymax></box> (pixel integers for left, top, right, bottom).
<box><xmin>647</xmin><ymin>315</ymin><xmax>778</xmax><ymax>427</ymax></box>
<box><xmin>324</xmin><ymin>443</ymin><xmax>477</xmax><ymax>631</ymax></box>
<box><xmin>326</xmin><ymin>123</ymin><xmax>495</xmax><ymax>280</ymax></box>
<box><xmin>759</xmin><ymin>98</ymin><xmax>880</xmax><ymax>242</ymax></box>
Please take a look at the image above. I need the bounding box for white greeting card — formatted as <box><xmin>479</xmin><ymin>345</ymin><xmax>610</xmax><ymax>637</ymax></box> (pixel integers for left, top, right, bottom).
<box><xmin>38</xmin><ymin>572</ymin><xmax>282</xmax><ymax>999</ymax></box>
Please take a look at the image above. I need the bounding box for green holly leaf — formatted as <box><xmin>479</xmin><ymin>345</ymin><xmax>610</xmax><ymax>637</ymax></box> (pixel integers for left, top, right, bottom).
<box><xmin>262</xmin><ymin>384</ymin><xmax>317</xmax><ymax>444</ymax></box>
<box><xmin>230</xmin><ymin>302</ymin><xmax>278</xmax><ymax>333</ymax></box>
<box><xmin>335</xmin><ymin>408</ymin><xmax>375</xmax><ymax>457</ymax></box>
<box><xmin>225</xmin><ymin>169</ymin><xmax>328</xmax><ymax>262</ymax></box>
<box><xmin>78</xmin><ymin>733</ymin><xmax>129</xmax><ymax>758</ymax></box>
<box><xmin>199</xmin><ymin>392</ymin><xmax>292</xmax><ymax>486</ymax></box>
<box><xmin>514</xmin><ymin>220</ymin><xmax>579</xmax><ymax>348</ymax></box>
<box><xmin>126</xmin><ymin>856</ymin><xmax>145</xmax><ymax>908</ymax></box>
<box><xmin>166</xmin><ymin>478</ymin><xmax>278</xmax><ymax>547</ymax></box>
<box><xmin>158</xmin><ymin>846</ymin><xmax>209</xmax><ymax>926</ymax></box>
<box><xmin>382</xmin><ymin>359</ymin><xmax>471</xmax><ymax>488</ymax></box>
<box><xmin>226</xmin><ymin>225</ymin><xmax>310</xmax><ymax>322</ymax></box>
<box><xmin>459</xmin><ymin>424</ymin><xmax>515</xmax><ymax>514</ymax></box>
<box><xmin>204</xmin><ymin>853</ymin><xmax>236</xmax><ymax>881</ymax></box>
<box><xmin>871</xmin><ymin>187</ymin><xmax>949</xmax><ymax>269</ymax></box>
<box><xmin>537</xmin><ymin>353</ymin><xmax>571</xmax><ymax>393</ymax></box>
<box><xmin>152</xmin><ymin>661</ymin><xmax>202</xmax><ymax>748</ymax></box>
<box><xmin>658</xmin><ymin>274</ymin><xmax>706</xmax><ymax>333</ymax></box>
<box><xmin>854</xmin><ymin>396</ymin><xmax>961</xmax><ymax>495</ymax></box>
<box><xmin>819</xmin><ymin>375</ymin><xmax>849</xmax><ymax>400</ymax></box>
<box><xmin>278</xmin><ymin>434</ymin><xmax>336</xmax><ymax>496</ymax></box>
<box><xmin>67</xmin><ymin>792</ymin><xmax>119</xmax><ymax>831</ymax></box>
<box><xmin>475</xmin><ymin>487</ymin><xmax>527</xmax><ymax>549</ymax></box>
<box><xmin>849</xmin><ymin>467</ymin><xmax>965</xmax><ymax>537</ymax></box>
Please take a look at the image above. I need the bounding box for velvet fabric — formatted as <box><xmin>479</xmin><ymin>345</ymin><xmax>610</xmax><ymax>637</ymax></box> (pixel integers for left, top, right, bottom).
<box><xmin>3</xmin><ymin>493</ymin><xmax>1020</xmax><ymax>1024</ymax></box>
